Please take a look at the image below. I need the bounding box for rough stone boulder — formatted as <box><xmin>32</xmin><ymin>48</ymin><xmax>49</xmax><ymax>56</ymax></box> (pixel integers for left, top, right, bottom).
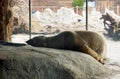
<box><xmin>0</xmin><ymin>42</ymin><xmax>112</xmax><ymax>79</ymax></box>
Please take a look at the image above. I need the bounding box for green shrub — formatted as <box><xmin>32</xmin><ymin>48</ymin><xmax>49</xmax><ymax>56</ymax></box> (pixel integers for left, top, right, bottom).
<box><xmin>72</xmin><ymin>0</ymin><xmax>85</xmax><ymax>8</ymax></box>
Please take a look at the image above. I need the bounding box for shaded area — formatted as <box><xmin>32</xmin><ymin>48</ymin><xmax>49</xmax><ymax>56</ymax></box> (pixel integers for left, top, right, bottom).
<box><xmin>100</xmin><ymin>13</ymin><xmax>120</xmax><ymax>41</ymax></box>
<box><xmin>0</xmin><ymin>40</ymin><xmax>26</xmax><ymax>47</ymax></box>
<box><xmin>103</xmin><ymin>30</ymin><xmax>120</xmax><ymax>41</ymax></box>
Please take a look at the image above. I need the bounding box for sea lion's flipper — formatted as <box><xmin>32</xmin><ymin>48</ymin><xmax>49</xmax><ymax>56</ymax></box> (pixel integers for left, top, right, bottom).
<box><xmin>79</xmin><ymin>45</ymin><xmax>104</xmax><ymax>64</ymax></box>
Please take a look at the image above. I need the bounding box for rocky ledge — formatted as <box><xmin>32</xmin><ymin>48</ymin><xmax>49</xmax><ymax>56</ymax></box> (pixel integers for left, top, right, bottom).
<box><xmin>0</xmin><ymin>41</ymin><xmax>113</xmax><ymax>79</ymax></box>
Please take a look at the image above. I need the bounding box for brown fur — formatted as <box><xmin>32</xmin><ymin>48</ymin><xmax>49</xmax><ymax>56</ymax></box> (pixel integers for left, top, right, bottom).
<box><xmin>26</xmin><ymin>31</ymin><xmax>106</xmax><ymax>64</ymax></box>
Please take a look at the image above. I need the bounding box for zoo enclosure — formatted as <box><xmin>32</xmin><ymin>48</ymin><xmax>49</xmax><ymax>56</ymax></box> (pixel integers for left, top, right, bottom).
<box><xmin>31</xmin><ymin>0</ymin><xmax>120</xmax><ymax>15</ymax></box>
<box><xmin>31</xmin><ymin>6</ymin><xmax>120</xmax><ymax>15</ymax></box>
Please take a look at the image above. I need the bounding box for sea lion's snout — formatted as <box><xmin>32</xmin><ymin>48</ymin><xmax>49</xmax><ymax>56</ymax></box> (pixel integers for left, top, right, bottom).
<box><xmin>26</xmin><ymin>39</ymin><xmax>33</xmax><ymax>45</ymax></box>
<box><xmin>26</xmin><ymin>40</ymin><xmax>30</xmax><ymax>44</ymax></box>
<box><xmin>26</xmin><ymin>37</ymin><xmax>42</xmax><ymax>47</ymax></box>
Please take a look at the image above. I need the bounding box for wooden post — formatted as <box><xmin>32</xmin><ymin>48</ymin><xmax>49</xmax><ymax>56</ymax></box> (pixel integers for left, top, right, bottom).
<box><xmin>76</xmin><ymin>6</ymin><xmax>78</xmax><ymax>14</ymax></box>
<box><xmin>41</xmin><ymin>6</ymin><xmax>44</xmax><ymax>12</ymax></box>
<box><xmin>53</xmin><ymin>6</ymin><xmax>56</xmax><ymax>12</ymax></box>
<box><xmin>117</xmin><ymin>5</ymin><xmax>119</xmax><ymax>16</ymax></box>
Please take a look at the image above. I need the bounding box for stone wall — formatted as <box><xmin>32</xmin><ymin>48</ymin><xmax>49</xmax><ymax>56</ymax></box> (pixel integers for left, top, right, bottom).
<box><xmin>31</xmin><ymin>0</ymin><xmax>72</xmax><ymax>12</ymax></box>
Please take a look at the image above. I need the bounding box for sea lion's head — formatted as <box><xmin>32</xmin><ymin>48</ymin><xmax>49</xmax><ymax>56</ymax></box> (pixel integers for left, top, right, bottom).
<box><xmin>26</xmin><ymin>36</ymin><xmax>45</xmax><ymax>47</ymax></box>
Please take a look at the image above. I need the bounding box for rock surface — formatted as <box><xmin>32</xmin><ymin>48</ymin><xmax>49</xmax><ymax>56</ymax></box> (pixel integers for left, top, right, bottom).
<box><xmin>0</xmin><ymin>42</ymin><xmax>113</xmax><ymax>79</ymax></box>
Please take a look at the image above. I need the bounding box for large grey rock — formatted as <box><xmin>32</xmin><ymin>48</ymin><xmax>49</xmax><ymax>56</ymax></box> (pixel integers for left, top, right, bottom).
<box><xmin>0</xmin><ymin>43</ymin><xmax>112</xmax><ymax>79</ymax></box>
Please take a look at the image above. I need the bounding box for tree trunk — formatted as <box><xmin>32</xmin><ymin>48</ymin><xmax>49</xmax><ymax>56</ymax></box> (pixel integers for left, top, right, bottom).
<box><xmin>0</xmin><ymin>0</ymin><xmax>13</xmax><ymax>42</ymax></box>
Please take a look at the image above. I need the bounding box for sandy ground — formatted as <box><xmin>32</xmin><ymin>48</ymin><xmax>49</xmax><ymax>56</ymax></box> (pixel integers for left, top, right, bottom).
<box><xmin>104</xmin><ymin>37</ymin><xmax>120</xmax><ymax>78</ymax></box>
<box><xmin>11</xmin><ymin>34</ymin><xmax>120</xmax><ymax>78</ymax></box>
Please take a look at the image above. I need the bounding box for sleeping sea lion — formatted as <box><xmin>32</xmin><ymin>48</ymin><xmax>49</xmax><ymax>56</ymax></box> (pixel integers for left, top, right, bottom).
<box><xmin>26</xmin><ymin>31</ymin><xmax>106</xmax><ymax>64</ymax></box>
